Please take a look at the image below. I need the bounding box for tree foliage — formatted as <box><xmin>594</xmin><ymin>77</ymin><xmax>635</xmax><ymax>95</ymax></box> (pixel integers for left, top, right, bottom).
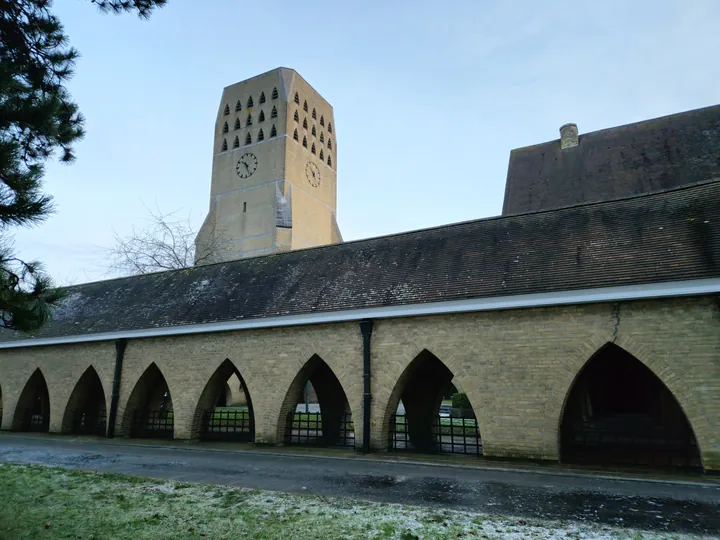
<box><xmin>0</xmin><ymin>0</ymin><xmax>166</xmax><ymax>331</ymax></box>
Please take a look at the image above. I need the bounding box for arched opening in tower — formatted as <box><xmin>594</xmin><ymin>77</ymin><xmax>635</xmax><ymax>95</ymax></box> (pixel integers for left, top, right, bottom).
<box><xmin>194</xmin><ymin>359</ymin><xmax>254</xmax><ymax>442</ymax></box>
<box><xmin>12</xmin><ymin>369</ymin><xmax>50</xmax><ymax>432</ymax></box>
<box><xmin>124</xmin><ymin>363</ymin><xmax>174</xmax><ymax>439</ymax></box>
<box><xmin>561</xmin><ymin>343</ymin><xmax>701</xmax><ymax>469</ymax></box>
<box><xmin>387</xmin><ymin>350</ymin><xmax>482</xmax><ymax>455</ymax></box>
<box><xmin>281</xmin><ymin>355</ymin><xmax>354</xmax><ymax>448</ymax></box>
<box><xmin>62</xmin><ymin>366</ymin><xmax>107</xmax><ymax>436</ymax></box>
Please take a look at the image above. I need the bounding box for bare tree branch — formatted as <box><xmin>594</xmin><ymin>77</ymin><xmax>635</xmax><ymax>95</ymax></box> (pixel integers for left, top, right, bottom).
<box><xmin>103</xmin><ymin>206</ymin><xmax>230</xmax><ymax>276</ymax></box>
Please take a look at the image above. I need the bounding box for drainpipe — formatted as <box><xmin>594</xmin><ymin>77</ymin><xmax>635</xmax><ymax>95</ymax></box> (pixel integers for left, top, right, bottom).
<box><xmin>106</xmin><ymin>338</ymin><xmax>127</xmax><ymax>438</ymax></box>
<box><xmin>359</xmin><ymin>319</ymin><xmax>374</xmax><ymax>453</ymax></box>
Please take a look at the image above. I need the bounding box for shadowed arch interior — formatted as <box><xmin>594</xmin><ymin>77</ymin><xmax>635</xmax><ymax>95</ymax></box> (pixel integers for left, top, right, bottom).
<box><xmin>384</xmin><ymin>350</ymin><xmax>481</xmax><ymax>454</ymax></box>
<box><xmin>61</xmin><ymin>366</ymin><xmax>107</xmax><ymax>436</ymax></box>
<box><xmin>191</xmin><ymin>359</ymin><xmax>255</xmax><ymax>441</ymax></box>
<box><xmin>278</xmin><ymin>355</ymin><xmax>354</xmax><ymax>447</ymax></box>
<box><xmin>560</xmin><ymin>343</ymin><xmax>701</xmax><ymax>469</ymax></box>
<box><xmin>121</xmin><ymin>363</ymin><xmax>173</xmax><ymax>438</ymax></box>
<box><xmin>12</xmin><ymin>368</ymin><xmax>50</xmax><ymax>432</ymax></box>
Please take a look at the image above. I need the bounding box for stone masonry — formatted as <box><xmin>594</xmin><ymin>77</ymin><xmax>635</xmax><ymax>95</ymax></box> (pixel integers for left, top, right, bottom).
<box><xmin>0</xmin><ymin>295</ymin><xmax>718</xmax><ymax>471</ymax></box>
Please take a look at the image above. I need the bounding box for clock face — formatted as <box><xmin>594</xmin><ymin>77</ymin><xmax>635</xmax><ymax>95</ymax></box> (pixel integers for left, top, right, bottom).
<box><xmin>236</xmin><ymin>153</ymin><xmax>258</xmax><ymax>178</ymax></box>
<box><xmin>305</xmin><ymin>161</ymin><xmax>321</xmax><ymax>187</ymax></box>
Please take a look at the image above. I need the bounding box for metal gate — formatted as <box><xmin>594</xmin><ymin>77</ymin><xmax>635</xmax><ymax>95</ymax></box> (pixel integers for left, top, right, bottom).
<box><xmin>389</xmin><ymin>414</ymin><xmax>483</xmax><ymax>456</ymax></box>
<box><xmin>201</xmin><ymin>409</ymin><xmax>253</xmax><ymax>442</ymax></box>
<box><xmin>22</xmin><ymin>409</ymin><xmax>49</xmax><ymax>432</ymax></box>
<box><xmin>285</xmin><ymin>411</ymin><xmax>354</xmax><ymax>448</ymax></box>
<box><xmin>131</xmin><ymin>410</ymin><xmax>174</xmax><ymax>439</ymax></box>
<box><xmin>563</xmin><ymin>415</ymin><xmax>700</xmax><ymax>468</ymax></box>
<box><xmin>72</xmin><ymin>409</ymin><xmax>107</xmax><ymax>436</ymax></box>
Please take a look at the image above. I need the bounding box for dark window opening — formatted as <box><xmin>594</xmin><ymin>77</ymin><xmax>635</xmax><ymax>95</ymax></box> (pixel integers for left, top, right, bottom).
<box><xmin>271</xmin><ymin>106</ymin><xmax>278</xmax><ymax>118</ymax></box>
<box><xmin>233</xmin><ymin>136</ymin><xmax>239</xmax><ymax>148</ymax></box>
<box><xmin>258</xmin><ymin>129</ymin><xmax>264</xmax><ymax>141</ymax></box>
<box><xmin>247</xmin><ymin>96</ymin><xmax>254</xmax><ymax>108</ymax></box>
<box><xmin>259</xmin><ymin>91</ymin><xmax>266</xmax><ymax>104</ymax></box>
<box><xmin>221</xmin><ymin>139</ymin><xmax>228</xmax><ymax>151</ymax></box>
<box><xmin>560</xmin><ymin>344</ymin><xmax>701</xmax><ymax>469</ymax></box>
<box><xmin>270</xmin><ymin>125</ymin><xmax>277</xmax><ymax>137</ymax></box>
<box><xmin>245</xmin><ymin>133</ymin><xmax>252</xmax><ymax>145</ymax></box>
<box><xmin>272</xmin><ymin>87</ymin><xmax>278</xmax><ymax>100</ymax></box>
<box><xmin>223</xmin><ymin>104</ymin><xmax>230</xmax><ymax>115</ymax></box>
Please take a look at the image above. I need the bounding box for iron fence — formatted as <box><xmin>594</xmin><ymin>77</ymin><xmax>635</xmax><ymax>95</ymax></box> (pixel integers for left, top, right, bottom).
<box><xmin>22</xmin><ymin>409</ymin><xmax>49</xmax><ymax>432</ymax></box>
<box><xmin>564</xmin><ymin>417</ymin><xmax>700</xmax><ymax>468</ymax></box>
<box><xmin>131</xmin><ymin>410</ymin><xmax>174</xmax><ymax>439</ymax></box>
<box><xmin>72</xmin><ymin>409</ymin><xmax>107</xmax><ymax>436</ymax></box>
<box><xmin>285</xmin><ymin>411</ymin><xmax>354</xmax><ymax>448</ymax></box>
<box><xmin>201</xmin><ymin>409</ymin><xmax>253</xmax><ymax>442</ymax></box>
<box><xmin>389</xmin><ymin>414</ymin><xmax>483</xmax><ymax>456</ymax></box>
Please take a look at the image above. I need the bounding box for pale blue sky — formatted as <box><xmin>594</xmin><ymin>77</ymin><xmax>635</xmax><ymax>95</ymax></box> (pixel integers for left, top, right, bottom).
<box><xmin>14</xmin><ymin>0</ymin><xmax>720</xmax><ymax>284</ymax></box>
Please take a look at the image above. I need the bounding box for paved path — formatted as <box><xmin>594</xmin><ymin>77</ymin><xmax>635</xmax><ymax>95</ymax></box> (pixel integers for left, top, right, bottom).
<box><xmin>0</xmin><ymin>434</ymin><xmax>718</xmax><ymax>535</ymax></box>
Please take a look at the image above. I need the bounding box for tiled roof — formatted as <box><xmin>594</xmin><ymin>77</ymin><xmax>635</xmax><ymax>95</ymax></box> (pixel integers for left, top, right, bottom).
<box><xmin>503</xmin><ymin>104</ymin><xmax>720</xmax><ymax>215</ymax></box>
<box><xmin>2</xmin><ymin>180</ymin><xmax>718</xmax><ymax>344</ymax></box>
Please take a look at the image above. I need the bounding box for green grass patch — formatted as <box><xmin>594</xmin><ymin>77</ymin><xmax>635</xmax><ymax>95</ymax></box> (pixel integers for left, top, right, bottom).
<box><xmin>0</xmin><ymin>463</ymin><xmax>693</xmax><ymax>539</ymax></box>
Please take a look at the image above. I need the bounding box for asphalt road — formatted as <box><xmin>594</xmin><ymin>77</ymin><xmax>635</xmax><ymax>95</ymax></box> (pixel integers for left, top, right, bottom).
<box><xmin>0</xmin><ymin>434</ymin><xmax>718</xmax><ymax>535</ymax></box>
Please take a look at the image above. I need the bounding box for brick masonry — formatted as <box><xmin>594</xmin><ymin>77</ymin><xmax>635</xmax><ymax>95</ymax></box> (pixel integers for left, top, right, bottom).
<box><xmin>0</xmin><ymin>295</ymin><xmax>718</xmax><ymax>470</ymax></box>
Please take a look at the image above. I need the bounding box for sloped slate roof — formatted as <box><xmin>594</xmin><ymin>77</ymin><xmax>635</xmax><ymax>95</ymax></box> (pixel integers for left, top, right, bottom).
<box><xmin>2</xmin><ymin>180</ymin><xmax>719</xmax><ymax>343</ymax></box>
<box><xmin>502</xmin><ymin>104</ymin><xmax>720</xmax><ymax>215</ymax></box>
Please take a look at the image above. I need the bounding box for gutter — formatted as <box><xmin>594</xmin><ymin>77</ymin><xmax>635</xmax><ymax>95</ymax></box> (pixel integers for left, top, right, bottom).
<box><xmin>359</xmin><ymin>320</ymin><xmax>373</xmax><ymax>454</ymax></box>
<box><xmin>106</xmin><ymin>339</ymin><xmax>127</xmax><ymax>438</ymax></box>
<box><xmin>0</xmin><ymin>277</ymin><xmax>718</xmax><ymax>350</ymax></box>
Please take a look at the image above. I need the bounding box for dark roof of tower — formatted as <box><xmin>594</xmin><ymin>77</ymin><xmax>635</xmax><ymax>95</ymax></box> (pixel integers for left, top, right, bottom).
<box><xmin>502</xmin><ymin>104</ymin><xmax>720</xmax><ymax>215</ymax></box>
<box><xmin>1</xmin><ymin>180</ymin><xmax>718</xmax><ymax>344</ymax></box>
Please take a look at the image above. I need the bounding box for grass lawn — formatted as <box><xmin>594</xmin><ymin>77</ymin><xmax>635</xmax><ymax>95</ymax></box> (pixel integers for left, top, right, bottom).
<box><xmin>0</xmin><ymin>464</ymin><xmax>708</xmax><ymax>539</ymax></box>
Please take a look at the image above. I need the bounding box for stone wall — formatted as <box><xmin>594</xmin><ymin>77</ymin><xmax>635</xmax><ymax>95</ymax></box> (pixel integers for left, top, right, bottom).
<box><xmin>0</xmin><ymin>295</ymin><xmax>717</xmax><ymax>470</ymax></box>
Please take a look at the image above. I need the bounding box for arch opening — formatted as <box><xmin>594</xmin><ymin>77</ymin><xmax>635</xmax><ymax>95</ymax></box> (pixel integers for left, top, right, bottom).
<box><xmin>280</xmin><ymin>355</ymin><xmax>354</xmax><ymax>449</ymax></box>
<box><xmin>386</xmin><ymin>350</ymin><xmax>482</xmax><ymax>456</ymax></box>
<box><xmin>193</xmin><ymin>359</ymin><xmax>255</xmax><ymax>442</ymax></box>
<box><xmin>61</xmin><ymin>366</ymin><xmax>107</xmax><ymax>436</ymax></box>
<box><xmin>122</xmin><ymin>363</ymin><xmax>173</xmax><ymax>439</ymax></box>
<box><xmin>12</xmin><ymin>369</ymin><xmax>50</xmax><ymax>432</ymax></box>
<box><xmin>560</xmin><ymin>343</ymin><xmax>701</xmax><ymax>469</ymax></box>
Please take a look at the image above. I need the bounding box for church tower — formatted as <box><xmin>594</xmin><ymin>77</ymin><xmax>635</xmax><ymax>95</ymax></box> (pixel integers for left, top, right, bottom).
<box><xmin>195</xmin><ymin>68</ymin><xmax>341</xmax><ymax>264</ymax></box>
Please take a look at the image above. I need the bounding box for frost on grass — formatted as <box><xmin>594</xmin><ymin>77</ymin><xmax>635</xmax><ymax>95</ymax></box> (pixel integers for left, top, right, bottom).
<box><xmin>0</xmin><ymin>465</ymin><xmax>713</xmax><ymax>540</ymax></box>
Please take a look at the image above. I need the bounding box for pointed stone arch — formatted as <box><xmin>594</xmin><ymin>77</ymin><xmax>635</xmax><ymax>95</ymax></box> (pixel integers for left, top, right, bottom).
<box><xmin>120</xmin><ymin>362</ymin><xmax>174</xmax><ymax>438</ymax></box>
<box><xmin>12</xmin><ymin>368</ymin><xmax>50</xmax><ymax>432</ymax></box>
<box><xmin>276</xmin><ymin>354</ymin><xmax>355</xmax><ymax>447</ymax></box>
<box><xmin>190</xmin><ymin>358</ymin><xmax>255</xmax><ymax>441</ymax></box>
<box><xmin>558</xmin><ymin>341</ymin><xmax>701</xmax><ymax>469</ymax></box>
<box><xmin>61</xmin><ymin>366</ymin><xmax>108</xmax><ymax>436</ymax></box>
<box><xmin>382</xmin><ymin>349</ymin><xmax>482</xmax><ymax>454</ymax></box>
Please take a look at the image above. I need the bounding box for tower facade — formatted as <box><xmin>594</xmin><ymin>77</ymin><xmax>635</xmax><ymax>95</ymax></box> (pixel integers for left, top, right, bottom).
<box><xmin>195</xmin><ymin>68</ymin><xmax>341</xmax><ymax>264</ymax></box>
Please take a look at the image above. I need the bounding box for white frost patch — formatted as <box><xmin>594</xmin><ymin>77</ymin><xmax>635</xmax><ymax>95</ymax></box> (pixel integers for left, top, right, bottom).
<box><xmin>135</xmin><ymin>482</ymin><xmax>179</xmax><ymax>494</ymax></box>
<box><xmin>219</xmin><ymin>488</ymin><xmax>708</xmax><ymax>539</ymax></box>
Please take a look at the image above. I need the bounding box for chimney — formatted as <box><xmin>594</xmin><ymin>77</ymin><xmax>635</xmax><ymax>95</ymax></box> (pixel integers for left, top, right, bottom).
<box><xmin>559</xmin><ymin>123</ymin><xmax>578</xmax><ymax>149</ymax></box>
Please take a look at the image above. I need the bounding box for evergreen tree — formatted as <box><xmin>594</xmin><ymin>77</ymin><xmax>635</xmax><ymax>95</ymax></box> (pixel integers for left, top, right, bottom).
<box><xmin>0</xmin><ymin>0</ymin><xmax>166</xmax><ymax>332</ymax></box>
